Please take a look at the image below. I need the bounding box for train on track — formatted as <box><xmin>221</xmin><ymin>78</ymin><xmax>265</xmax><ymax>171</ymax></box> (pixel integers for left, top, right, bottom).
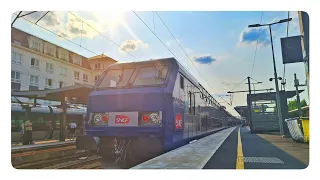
<box><xmin>76</xmin><ymin>58</ymin><xmax>240</xmax><ymax>165</ymax></box>
<box><xmin>11</xmin><ymin>103</ymin><xmax>86</xmax><ymax>142</ymax></box>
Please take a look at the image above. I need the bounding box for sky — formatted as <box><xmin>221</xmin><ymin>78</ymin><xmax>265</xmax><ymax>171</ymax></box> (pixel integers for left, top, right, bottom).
<box><xmin>11</xmin><ymin>11</ymin><xmax>308</xmax><ymax>116</ymax></box>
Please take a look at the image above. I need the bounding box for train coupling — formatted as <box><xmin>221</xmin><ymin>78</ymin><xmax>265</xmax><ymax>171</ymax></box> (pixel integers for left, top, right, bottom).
<box><xmin>76</xmin><ymin>135</ymin><xmax>100</xmax><ymax>151</ymax></box>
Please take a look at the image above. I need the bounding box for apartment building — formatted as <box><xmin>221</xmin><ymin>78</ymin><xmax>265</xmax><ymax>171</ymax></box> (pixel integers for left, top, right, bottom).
<box><xmin>11</xmin><ymin>27</ymin><xmax>117</xmax><ymax>104</ymax></box>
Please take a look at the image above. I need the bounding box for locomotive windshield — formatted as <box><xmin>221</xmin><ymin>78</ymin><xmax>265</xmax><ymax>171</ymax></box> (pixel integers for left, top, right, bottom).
<box><xmin>97</xmin><ymin>65</ymin><xmax>169</xmax><ymax>89</ymax></box>
<box><xmin>133</xmin><ymin>66</ymin><xmax>169</xmax><ymax>86</ymax></box>
<box><xmin>98</xmin><ymin>68</ymin><xmax>134</xmax><ymax>88</ymax></box>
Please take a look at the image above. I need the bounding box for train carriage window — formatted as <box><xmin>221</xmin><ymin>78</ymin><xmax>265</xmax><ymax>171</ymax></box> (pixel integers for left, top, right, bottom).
<box><xmin>188</xmin><ymin>91</ymin><xmax>192</xmax><ymax>114</ymax></box>
<box><xmin>133</xmin><ymin>66</ymin><xmax>169</xmax><ymax>86</ymax></box>
<box><xmin>188</xmin><ymin>91</ymin><xmax>196</xmax><ymax>115</ymax></box>
<box><xmin>193</xmin><ymin>93</ymin><xmax>196</xmax><ymax>115</ymax></box>
<box><xmin>180</xmin><ymin>75</ymin><xmax>184</xmax><ymax>90</ymax></box>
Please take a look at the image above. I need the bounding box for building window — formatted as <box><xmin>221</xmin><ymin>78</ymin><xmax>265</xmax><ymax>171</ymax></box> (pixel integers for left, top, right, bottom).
<box><xmin>30</xmin><ymin>58</ymin><xmax>40</xmax><ymax>70</ymax></box>
<box><xmin>46</xmin><ymin>63</ymin><xmax>54</xmax><ymax>73</ymax></box>
<box><xmin>59</xmin><ymin>81</ymin><xmax>65</xmax><ymax>88</ymax></box>
<box><xmin>29</xmin><ymin>75</ymin><xmax>39</xmax><ymax>90</ymax></box>
<box><xmin>31</xmin><ymin>39</ymin><xmax>41</xmax><ymax>51</ymax></box>
<box><xmin>60</xmin><ymin>66</ymin><xmax>67</xmax><ymax>76</ymax></box>
<box><xmin>95</xmin><ymin>63</ymin><xmax>101</xmax><ymax>70</ymax></box>
<box><xmin>95</xmin><ymin>75</ymin><xmax>99</xmax><ymax>82</ymax></box>
<box><xmin>12</xmin><ymin>52</ymin><xmax>22</xmax><ymax>65</ymax></box>
<box><xmin>61</xmin><ymin>51</ymin><xmax>67</xmax><ymax>60</ymax></box>
<box><xmin>73</xmin><ymin>54</ymin><xmax>81</xmax><ymax>65</ymax></box>
<box><xmin>46</xmin><ymin>46</ymin><xmax>55</xmax><ymax>56</ymax></box>
<box><xmin>29</xmin><ymin>75</ymin><xmax>39</xmax><ymax>86</ymax></box>
<box><xmin>74</xmin><ymin>71</ymin><xmax>80</xmax><ymax>80</ymax></box>
<box><xmin>11</xmin><ymin>71</ymin><xmax>21</xmax><ymax>83</ymax></box>
<box><xmin>45</xmin><ymin>78</ymin><xmax>53</xmax><ymax>89</ymax></box>
<box><xmin>11</xmin><ymin>71</ymin><xmax>21</xmax><ymax>90</ymax></box>
<box><xmin>83</xmin><ymin>73</ymin><xmax>88</xmax><ymax>82</ymax></box>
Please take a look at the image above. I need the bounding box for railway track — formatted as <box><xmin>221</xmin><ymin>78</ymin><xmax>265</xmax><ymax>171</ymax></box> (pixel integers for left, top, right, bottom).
<box><xmin>12</xmin><ymin>142</ymin><xmax>144</xmax><ymax>169</ymax></box>
<box><xmin>14</xmin><ymin>151</ymin><xmax>129</xmax><ymax>169</ymax></box>
<box><xmin>13</xmin><ymin>151</ymin><xmax>90</xmax><ymax>169</ymax></box>
<box><xmin>44</xmin><ymin>155</ymin><xmax>102</xmax><ymax>169</ymax></box>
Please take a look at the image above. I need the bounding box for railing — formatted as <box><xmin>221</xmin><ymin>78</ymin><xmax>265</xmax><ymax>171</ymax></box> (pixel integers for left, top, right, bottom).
<box><xmin>288</xmin><ymin>106</ymin><xmax>309</xmax><ymax>118</ymax></box>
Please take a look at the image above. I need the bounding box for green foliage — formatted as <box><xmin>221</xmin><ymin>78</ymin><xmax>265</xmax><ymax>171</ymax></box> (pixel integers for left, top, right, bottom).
<box><xmin>288</xmin><ymin>99</ymin><xmax>297</xmax><ymax>111</ymax></box>
<box><xmin>288</xmin><ymin>99</ymin><xmax>308</xmax><ymax>111</ymax></box>
<box><xmin>301</xmin><ymin>99</ymin><xmax>307</xmax><ymax>107</ymax></box>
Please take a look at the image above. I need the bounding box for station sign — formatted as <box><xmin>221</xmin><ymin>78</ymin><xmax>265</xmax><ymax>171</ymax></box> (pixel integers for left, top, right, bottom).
<box><xmin>281</xmin><ymin>35</ymin><xmax>304</xmax><ymax>64</ymax></box>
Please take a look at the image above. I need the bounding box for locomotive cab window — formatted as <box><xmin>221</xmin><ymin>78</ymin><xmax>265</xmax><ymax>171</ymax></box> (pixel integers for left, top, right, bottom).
<box><xmin>133</xmin><ymin>65</ymin><xmax>169</xmax><ymax>86</ymax></box>
<box><xmin>97</xmin><ymin>68</ymin><xmax>134</xmax><ymax>89</ymax></box>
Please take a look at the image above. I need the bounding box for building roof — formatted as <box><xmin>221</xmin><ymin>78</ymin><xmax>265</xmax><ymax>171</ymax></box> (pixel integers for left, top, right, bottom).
<box><xmin>88</xmin><ymin>54</ymin><xmax>118</xmax><ymax>62</ymax></box>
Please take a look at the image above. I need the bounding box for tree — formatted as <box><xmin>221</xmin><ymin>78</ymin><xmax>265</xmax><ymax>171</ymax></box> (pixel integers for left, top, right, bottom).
<box><xmin>301</xmin><ymin>99</ymin><xmax>307</xmax><ymax>107</ymax></box>
<box><xmin>288</xmin><ymin>99</ymin><xmax>308</xmax><ymax>111</ymax></box>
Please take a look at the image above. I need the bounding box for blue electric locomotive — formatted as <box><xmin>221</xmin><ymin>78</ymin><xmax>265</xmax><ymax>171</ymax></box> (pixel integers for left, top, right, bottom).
<box><xmin>76</xmin><ymin>57</ymin><xmax>237</xmax><ymax>164</ymax></box>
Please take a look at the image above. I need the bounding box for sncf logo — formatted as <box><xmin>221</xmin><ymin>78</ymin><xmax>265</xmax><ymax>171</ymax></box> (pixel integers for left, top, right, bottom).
<box><xmin>115</xmin><ymin>115</ymin><xmax>130</xmax><ymax>124</ymax></box>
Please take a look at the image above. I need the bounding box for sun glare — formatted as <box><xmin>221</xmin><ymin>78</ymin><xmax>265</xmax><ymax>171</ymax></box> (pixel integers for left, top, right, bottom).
<box><xmin>98</xmin><ymin>11</ymin><xmax>126</xmax><ymax>31</ymax></box>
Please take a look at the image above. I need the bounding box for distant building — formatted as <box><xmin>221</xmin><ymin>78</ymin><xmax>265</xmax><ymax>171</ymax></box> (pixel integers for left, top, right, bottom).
<box><xmin>11</xmin><ymin>27</ymin><xmax>117</xmax><ymax>104</ymax></box>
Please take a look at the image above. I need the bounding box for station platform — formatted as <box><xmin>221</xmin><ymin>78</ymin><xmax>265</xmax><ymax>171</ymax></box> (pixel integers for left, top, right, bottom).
<box><xmin>11</xmin><ymin>139</ymin><xmax>75</xmax><ymax>153</ymax></box>
<box><xmin>132</xmin><ymin>126</ymin><xmax>309</xmax><ymax>169</ymax></box>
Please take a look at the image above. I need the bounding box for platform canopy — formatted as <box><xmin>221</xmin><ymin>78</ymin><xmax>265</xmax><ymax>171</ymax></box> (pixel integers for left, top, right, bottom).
<box><xmin>234</xmin><ymin>90</ymin><xmax>304</xmax><ymax>119</ymax></box>
<box><xmin>247</xmin><ymin>90</ymin><xmax>304</xmax><ymax>101</ymax></box>
<box><xmin>11</xmin><ymin>84</ymin><xmax>93</xmax><ymax>105</ymax></box>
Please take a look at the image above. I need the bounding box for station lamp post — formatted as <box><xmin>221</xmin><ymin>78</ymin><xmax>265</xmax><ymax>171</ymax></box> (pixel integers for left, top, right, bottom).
<box><xmin>248</xmin><ymin>18</ymin><xmax>292</xmax><ymax>136</ymax></box>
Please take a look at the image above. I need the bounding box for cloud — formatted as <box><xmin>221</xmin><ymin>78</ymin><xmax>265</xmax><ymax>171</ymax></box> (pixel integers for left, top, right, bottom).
<box><xmin>56</xmin><ymin>30</ymin><xmax>69</xmax><ymax>39</ymax></box>
<box><xmin>20</xmin><ymin>11</ymin><xmax>117</xmax><ymax>40</ymax></box>
<box><xmin>24</xmin><ymin>11</ymin><xmax>61</xmax><ymax>27</ymax></box>
<box><xmin>119</xmin><ymin>40</ymin><xmax>149</xmax><ymax>52</ymax></box>
<box><xmin>239</xmin><ymin>13</ymin><xmax>299</xmax><ymax>47</ymax></box>
<box><xmin>239</xmin><ymin>27</ymin><xmax>270</xmax><ymax>46</ymax></box>
<box><xmin>193</xmin><ymin>55</ymin><xmax>217</xmax><ymax>64</ymax></box>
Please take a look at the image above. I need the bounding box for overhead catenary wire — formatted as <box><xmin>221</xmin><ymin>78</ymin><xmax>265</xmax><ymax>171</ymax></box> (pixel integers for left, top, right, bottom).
<box><xmin>250</xmin><ymin>77</ymin><xmax>273</xmax><ymax>89</ymax></box>
<box><xmin>133</xmin><ymin>11</ymin><xmax>180</xmax><ymax>61</ymax></box>
<box><xmin>228</xmin><ymin>77</ymin><xmax>248</xmax><ymax>92</ymax></box>
<box><xmin>68</xmin><ymin>11</ymin><xmax>139</xmax><ymax>62</ymax></box>
<box><xmin>135</xmin><ymin>11</ymin><xmax>231</xmax><ymax>107</ymax></box>
<box><xmin>153</xmin><ymin>11</ymin><xmax>156</xmax><ymax>34</ymax></box>
<box><xmin>250</xmin><ymin>12</ymin><xmax>264</xmax><ymax>77</ymax></box>
<box><xmin>35</xmin><ymin>11</ymin><xmax>50</xmax><ymax>25</ymax></box>
<box><xmin>153</xmin><ymin>11</ymin><xmax>232</xmax><ymax>107</ymax></box>
<box><xmin>12</xmin><ymin>13</ymin><xmax>100</xmax><ymax>57</ymax></box>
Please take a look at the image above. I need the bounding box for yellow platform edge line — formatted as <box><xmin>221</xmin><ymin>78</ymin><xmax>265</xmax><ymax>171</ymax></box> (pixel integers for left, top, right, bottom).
<box><xmin>236</xmin><ymin>127</ymin><xmax>244</xmax><ymax>169</ymax></box>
